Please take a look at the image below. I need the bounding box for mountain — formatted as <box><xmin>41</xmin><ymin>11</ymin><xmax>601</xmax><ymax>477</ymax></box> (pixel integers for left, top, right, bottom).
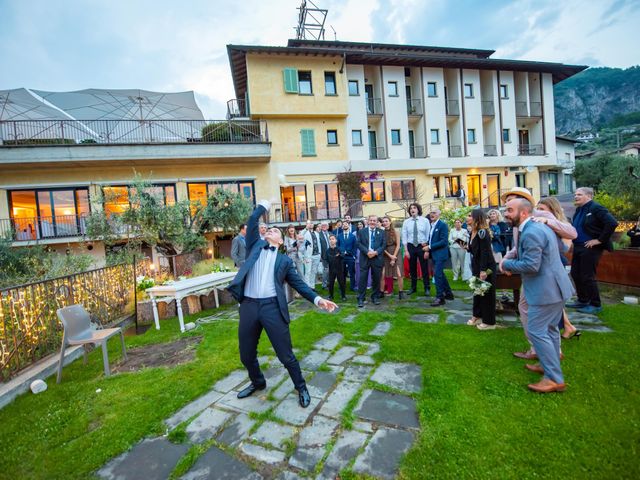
<box><xmin>553</xmin><ymin>66</ymin><xmax>640</xmax><ymax>134</ymax></box>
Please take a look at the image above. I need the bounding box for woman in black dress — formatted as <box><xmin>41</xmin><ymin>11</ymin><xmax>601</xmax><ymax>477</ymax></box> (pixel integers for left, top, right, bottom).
<box><xmin>466</xmin><ymin>209</ymin><xmax>497</xmax><ymax>330</ymax></box>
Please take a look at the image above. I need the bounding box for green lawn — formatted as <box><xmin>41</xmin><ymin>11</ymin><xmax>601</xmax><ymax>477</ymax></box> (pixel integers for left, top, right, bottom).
<box><xmin>0</xmin><ymin>275</ymin><xmax>638</xmax><ymax>479</ymax></box>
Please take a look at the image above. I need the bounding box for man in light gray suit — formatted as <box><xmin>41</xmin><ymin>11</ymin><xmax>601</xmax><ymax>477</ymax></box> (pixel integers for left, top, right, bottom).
<box><xmin>502</xmin><ymin>198</ymin><xmax>574</xmax><ymax>393</ymax></box>
<box><xmin>231</xmin><ymin>224</ymin><xmax>247</xmax><ymax>268</ymax></box>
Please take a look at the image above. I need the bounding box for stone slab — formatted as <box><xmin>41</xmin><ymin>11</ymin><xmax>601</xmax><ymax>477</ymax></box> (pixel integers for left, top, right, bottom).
<box><xmin>314</xmin><ymin>333</ymin><xmax>343</xmax><ymax>351</ymax></box>
<box><xmin>276</xmin><ymin>472</ymin><xmax>304</xmax><ymax>480</ymax></box>
<box><xmin>446</xmin><ymin>313</ymin><xmax>470</xmax><ymax>325</ymax></box>
<box><xmin>186</xmin><ymin>407</ymin><xmax>233</xmax><ymax>443</ymax></box>
<box><xmin>289</xmin><ymin>446</ymin><xmax>325</xmax><ymax>472</ymax></box>
<box><xmin>240</xmin><ymin>443</ymin><xmax>286</xmax><ymax>465</ymax></box>
<box><xmin>165</xmin><ymin>389</ymin><xmax>225</xmax><ymax>429</ymax></box>
<box><xmin>352</xmin><ymin>355</ymin><xmax>375</xmax><ymax>365</ymax></box>
<box><xmin>297</xmin><ymin>415</ymin><xmax>339</xmax><ymax>447</ymax></box>
<box><xmin>251</xmin><ymin>420</ymin><xmax>295</xmax><ymax>449</ymax></box>
<box><xmin>343</xmin><ymin>364</ymin><xmax>373</xmax><ymax>382</ymax></box>
<box><xmin>217</xmin><ymin>390</ymin><xmax>274</xmax><ymax>414</ymax></box>
<box><xmin>180</xmin><ymin>445</ymin><xmax>262</xmax><ymax>480</ymax></box>
<box><xmin>299</xmin><ymin>350</ymin><xmax>331</xmax><ymax>370</ymax></box>
<box><xmin>578</xmin><ymin>324</ymin><xmax>614</xmax><ymax>333</ymax></box>
<box><xmin>215</xmin><ymin>413</ymin><xmax>254</xmax><ymax>447</ymax></box>
<box><xmin>271</xmin><ymin>380</ymin><xmax>295</xmax><ymax>400</ymax></box>
<box><xmin>320</xmin><ymin>430</ymin><xmax>369</xmax><ymax>478</ymax></box>
<box><xmin>371</xmin><ymin>362</ymin><xmax>422</xmax><ymax>393</ymax></box>
<box><xmin>97</xmin><ymin>437</ymin><xmax>189</xmax><ymax>480</ymax></box>
<box><xmin>352</xmin><ymin>420</ymin><xmax>374</xmax><ymax>433</ymax></box>
<box><xmin>366</xmin><ymin>343</ymin><xmax>381</xmax><ymax>355</ymax></box>
<box><xmin>327</xmin><ymin>346</ymin><xmax>358</xmax><ymax>365</ymax></box>
<box><xmin>318</xmin><ymin>381</ymin><xmax>360</xmax><ymax>418</ymax></box>
<box><xmin>213</xmin><ymin>370</ymin><xmax>249</xmax><ymax>393</ymax></box>
<box><xmin>306</xmin><ymin>371</ymin><xmax>337</xmax><ymax>398</ymax></box>
<box><xmin>566</xmin><ymin>312</ymin><xmax>602</xmax><ymax>324</ymax></box>
<box><xmin>369</xmin><ymin>321</ymin><xmax>391</xmax><ymax>336</ymax></box>
<box><xmin>352</xmin><ymin>427</ymin><xmax>415</xmax><ymax>480</ymax></box>
<box><xmin>342</xmin><ymin>314</ymin><xmax>357</xmax><ymax>323</ymax></box>
<box><xmin>355</xmin><ymin>389</ymin><xmax>419</xmax><ymax>429</ymax></box>
<box><xmin>273</xmin><ymin>393</ymin><xmax>318</xmax><ymax>426</ymax></box>
<box><xmin>409</xmin><ymin>314</ymin><xmax>440</xmax><ymax>324</ymax></box>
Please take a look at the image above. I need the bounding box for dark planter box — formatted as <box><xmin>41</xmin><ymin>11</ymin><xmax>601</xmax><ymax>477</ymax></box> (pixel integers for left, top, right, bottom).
<box><xmin>567</xmin><ymin>248</ymin><xmax>640</xmax><ymax>287</ymax></box>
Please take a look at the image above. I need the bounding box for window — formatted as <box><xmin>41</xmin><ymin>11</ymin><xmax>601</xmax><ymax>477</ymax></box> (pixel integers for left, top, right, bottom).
<box><xmin>430</xmin><ymin>129</ymin><xmax>440</xmax><ymax>144</ymax></box>
<box><xmin>387</xmin><ymin>81</ymin><xmax>398</xmax><ymax>96</ymax></box>
<box><xmin>502</xmin><ymin>128</ymin><xmax>511</xmax><ymax>143</ymax></box>
<box><xmin>515</xmin><ymin>173</ymin><xmax>526</xmax><ymax>188</ymax></box>
<box><xmin>301</xmin><ymin>129</ymin><xmax>316</xmax><ymax>155</ymax></box>
<box><xmin>464</xmin><ymin>83</ymin><xmax>474</xmax><ymax>98</ymax></box>
<box><xmin>348</xmin><ymin>80</ymin><xmax>359</xmax><ymax>96</ymax></box>
<box><xmin>314</xmin><ymin>183</ymin><xmax>341</xmax><ymax>219</ymax></box>
<box><xmin>362</xmin><ymin>181</ymin><xmax>386</xmax><ymax>202</ymax></box>
<box><xmin>188</xmin><ymin>181</ymin><xmax>255</xmax><ymax>207</ymax></box>
<box><xmin>352</xmin><ymin>129</ymin><xmax>363</xmax><ymax>146</ymax></box>
<box><xmin>324</xmin><ymin>72</ymin><xmax>337</xmax><ymax>95</ymax></box>
<box><xmin>444</xmin><ymin>176</ymin><xmax>461</xmax><ymax>197</ymax></box>
<box><xmin>404</xmin><ymin>67</ymin><xmax>411</xmax><ymax>77</ymax></box>
<box><xmin>467</xmin><ymin>129</ymin><xmax>477</xmax><ymax>144</ymax></box>
<box><xmin>500</xmin><ymin>84</ymin><xmax>509</xmax><ymax>99</ymax></box>
<box><xmin>327</xmin><ymin>129</ymin><xmax>338</xmax><ymax>145</ymax></box>
<box><xmin>298</xmin><ymin>71</ymin><xmax>312</xmax><ymax>94</ymax></box>
<box><xmin>433</xmin><ymin>176</ymin><xmax>441</xmax><ymax>198</ymax></box>
<box><xmin>391</xmin><ymin>129</ymin><xmax>401</xmax><ymax>145</ymax></box>
<box><xmin>283</xmin><ymin>68</ymin><xmax>299</xmax><ymax>93</ymax></box>
<box><xmin>391</xmin><ymin>180</ymin><xmax>415</xmax><ymax>200</ymax></box>
<box><xmin>427</xmin><ymin>82</ymin><xmax>437</xmax><ymax>97</ymax></box>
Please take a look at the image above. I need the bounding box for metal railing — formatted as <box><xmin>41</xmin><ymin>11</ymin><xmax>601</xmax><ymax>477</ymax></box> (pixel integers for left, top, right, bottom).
<box><xmin>483</xmin><ymin>144</ymin><xmax>497</xmax><ymax>156</ymax></box>
<box><xmin>409</xmin><ymin>145</ymin><xmax>425</xmax><ymax>158</ymax></box>
<box><xmin>446</xmin><ymin>99</ymin><xmax>460</xmax><ymax>116</ymax></box>
<box><xmin>366</xmin><ymin>98</ymin><xmax>383</xmax><ymax>115</ymax></box>
<box><xmin>481</xmin><ymin>101</ymin><xmax>495</xmax><ymax>116</ymax></box>
<box><xmin>448</xmin><ymin>145</ymin><xmax>463</xmax><ymax>157</ymax></box>
<box><xmin>369</xmin><ymin>146</ymin><xmax>387</xmax><ymax>159</ymax></box>
<box><xmin>1</xmin><ymin>214</ymin><xmax>88</xmax><ymax>241</ymax></box>
<box><xmin>267</xmin><ymin>199</ymin><xmax>364</xmax><ymax>224</ymax></box>
<box><xmin>529</xmin><ymin>102</ymin><xmax>542</xmax><ymax>117</ymax></box>
<box><xmin>515</xmin><ymin>101</ymin><xmax>528</xmax><ymax>117</ymax></box>
<box><xmin>226</xmin><ymin>99</ymin><xmax>248</xmax><ymax>119</ymax></box>
<box><xmin>0</xmin><ymin>119</ymin><xmax>267</xmax><ymax>146</ymax></box>
<box><xmin>518</xmin><ymin>144</ymin><xmax>544</xmax><ymax>155</ymax></box>
<box><xmin>406</xmin><ymin>98</ymin><xmax>423</xmax><ymax>115</ymax></box>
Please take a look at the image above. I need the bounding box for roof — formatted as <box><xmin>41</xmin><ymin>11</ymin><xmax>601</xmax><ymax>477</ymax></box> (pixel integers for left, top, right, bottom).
<box><xmin>556</xmin><ymin>135</ymin><xmax>580</xmax><ymax>143</ymax></box>
<box><xmin>622</xmin><ymin>142</ymin><xmax>640</xmax><ymax>149</ymax></box>
<box><xmin>227</xmin><ymin>40</ymin><xmax>587</xmax><ymax>101</ymax></box>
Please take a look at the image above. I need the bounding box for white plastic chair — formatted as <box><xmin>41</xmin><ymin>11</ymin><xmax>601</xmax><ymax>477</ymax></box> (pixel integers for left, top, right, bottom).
<box><xmin>56</xmin><ymin>304</ymin><xmax>127</xmax><ymax>383</ymax></box>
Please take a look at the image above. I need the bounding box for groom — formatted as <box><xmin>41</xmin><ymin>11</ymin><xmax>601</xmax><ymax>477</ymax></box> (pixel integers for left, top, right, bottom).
<box><xmin>227</xmin><ymin>200</ymin><xmax>337</xmax><ymax>408</ymax></box>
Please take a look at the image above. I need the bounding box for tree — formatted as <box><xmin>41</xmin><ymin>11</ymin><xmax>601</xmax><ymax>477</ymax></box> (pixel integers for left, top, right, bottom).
<box><xmin>335</xmin><ymin>164</ymin><xmax>380</xmax><ymax>217</ymax></box>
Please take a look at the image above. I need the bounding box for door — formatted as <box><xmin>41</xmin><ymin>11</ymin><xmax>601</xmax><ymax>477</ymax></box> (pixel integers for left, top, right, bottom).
<box><xmin>406</xmin><ymin>85</ymin><xmax>412</xmax><ymax>113</ymax></box>
<box><xmin>314</xmin><ymin>183</ymin><xmax>341</xmax><ymax>220</ymax></box>
<box><xmin>487</xmin><ymin>174</ymin><xmax>501</xmax><ymax>207</ymax></box>
<box><xmin>368</xmin><ymin>131</ymin><xmax>378</xmax><ymax>159</ymax></box>
<box><xmin>518</xmin><ymin>129</ymin><xmax>529</xmax><ymax>154</ymax></box>
<box><xmin>467</xmin><ymin>175</ymin><xmax>481</xmax><ymax>206</ymax></box>
<box><xmin>52</xmin><ymin>190</ymin><xmax>78</xmax><ymax>236</ymax></box>
<box><xmin>516</xmin><ymin>173</ymin><xmax>526</xmax><ymax>188</ymax></box>
<box><xmin>365</xmin><ymin>84</ymin><xmax>374</xmax><ymax>114</ymax></box>
<box><xmin>408</xmin><ymin>130</ymin><xmax>415</xmax><ymax>158</ymax></box>
<box><xmin>280</xmin><ymin>186</ymin><xmax>307</xmax><ymax>222</ymax></box>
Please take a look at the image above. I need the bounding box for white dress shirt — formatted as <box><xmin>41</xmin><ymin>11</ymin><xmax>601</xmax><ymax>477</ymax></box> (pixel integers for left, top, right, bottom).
<box><xmin>401</xmin><ymin>215</ymin><xmax>431</xmax><ymax>248</ymax></box>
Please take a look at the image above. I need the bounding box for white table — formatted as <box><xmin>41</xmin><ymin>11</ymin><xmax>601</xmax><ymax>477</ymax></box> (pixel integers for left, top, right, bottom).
<box><xmin>146</xmin><ymin>272</ymin><xmax>236</xmax><ymax>332</ymax></box>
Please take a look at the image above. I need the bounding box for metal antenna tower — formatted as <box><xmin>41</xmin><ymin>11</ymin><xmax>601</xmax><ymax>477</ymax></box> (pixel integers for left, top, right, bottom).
<box><xmin>295</xmin><ymin>1</ymin><xmax>328</xmax><ymax>40</ymax></box>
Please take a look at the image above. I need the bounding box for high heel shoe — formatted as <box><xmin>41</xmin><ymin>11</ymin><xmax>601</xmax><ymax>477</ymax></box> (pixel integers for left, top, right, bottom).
<box><xmin>562</xmin><ymin>330</ymin><xmax>581</xmax><ymax>340</ymax></box>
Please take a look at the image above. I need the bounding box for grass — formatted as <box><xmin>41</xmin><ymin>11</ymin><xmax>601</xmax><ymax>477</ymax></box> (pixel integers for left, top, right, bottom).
<box><xmin>0</xmin><ymin>274</ymin><xmax>638</xmax><ymax>479</ymax></box>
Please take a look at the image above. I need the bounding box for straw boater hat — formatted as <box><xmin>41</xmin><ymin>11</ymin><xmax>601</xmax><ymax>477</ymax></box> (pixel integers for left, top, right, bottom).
<box><xmin>500</xmin><ymin>187</ymin><xmax>535</xmax><ymax>205</ymax></box>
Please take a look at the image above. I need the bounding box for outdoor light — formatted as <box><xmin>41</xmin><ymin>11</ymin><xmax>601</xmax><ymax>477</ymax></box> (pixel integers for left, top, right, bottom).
<box><xmin>150</xmin><ymin>263</ymin><xmax>155</xmax><ymax>271</ymax></box>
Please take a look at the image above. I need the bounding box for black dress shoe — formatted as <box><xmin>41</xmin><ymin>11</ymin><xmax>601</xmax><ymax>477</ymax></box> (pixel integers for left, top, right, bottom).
<box><xmin>298</xmin><ymin>386</ymin><xmax>311</xmax><ymax>408</ymax></box>
<box><xmin>407</xmin><ymin>288</ymin><xmax>416</xmax><ymax>295</ymax></box>
<box><xmin>430</xmin><ymin>298</ymin><xmax>445</xmax><ymax>307</ymax></box>
<box><xmin>357</xmin><ymin>301</ymin><xmax>364</xmax><ymax>308</ymax></box>
<box><xmin>372</xmin><ymin>298</ymin><xmax>381</xmax><ymax>305</ymax></box>
<box><xmin>444</xmin><ymin>293</ymin><xmax>455</xmax><ymax>301</ymax></box>
<box><xmin>236</xmin><ymin>383</ymin><xmax>266</xmax><ymax>399</ymax></box>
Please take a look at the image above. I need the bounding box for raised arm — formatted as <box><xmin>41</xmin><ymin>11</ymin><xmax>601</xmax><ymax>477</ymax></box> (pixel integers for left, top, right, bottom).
<box><xmin>245</xmin><ymin>200</ymin><xmax>270</xmax><ymax>252</ymax></box>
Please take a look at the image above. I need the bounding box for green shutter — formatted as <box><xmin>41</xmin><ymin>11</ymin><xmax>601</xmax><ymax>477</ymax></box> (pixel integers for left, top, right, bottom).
<box><xmin>283</xmin><ymin>68</ymin><xmax>299</xmax><ymax>93</ymax></box>
<box><xmin>301</xmin><ymin>129</ymin><xmax>316</xmax><ymax>156</ymax></box>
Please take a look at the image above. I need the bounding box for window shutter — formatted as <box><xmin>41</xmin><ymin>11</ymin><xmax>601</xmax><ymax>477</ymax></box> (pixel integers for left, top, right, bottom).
<box><xmin>283</xmin><ymin>68</ymin><xmax>299</xmax><ymax>93</ymax></box>
<box><xmin>301</xmin><ymin>129</ymin><xmax>316</xmax><ymax>156</ymax></box>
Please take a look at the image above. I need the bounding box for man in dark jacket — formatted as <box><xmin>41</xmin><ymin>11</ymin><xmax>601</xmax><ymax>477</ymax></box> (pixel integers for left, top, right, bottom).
<box><xmin>567</xmin><ymin>187</ymin><xmax>618</xmax><ymax>314</ymax></box>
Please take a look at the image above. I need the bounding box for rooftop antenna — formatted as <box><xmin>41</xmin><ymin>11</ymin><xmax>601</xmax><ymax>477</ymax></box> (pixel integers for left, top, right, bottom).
<box><xmin>295</xmin><ymin>1</ymin><xmax>328</xmax><ymax>40</ymax></box>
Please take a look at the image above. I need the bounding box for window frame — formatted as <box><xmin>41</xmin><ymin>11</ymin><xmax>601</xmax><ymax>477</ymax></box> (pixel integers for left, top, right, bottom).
<box><xmin>362</xmin><ymin>181</ymin><xmax>386</xmax><ymax>202</ymax></box>
<box><xmin>391</xmin><ymin>129</ymin><xmax>402</xmax><ymax>145</ymax></box>
<box><xmin>324</xmin><ymin>71</ymin><xmax>337</xmax><ymax>96</ymax></box>
<box><xmin>327</xmin><ymin>129</ymin><xmax>338</xmax><ymax>146</ymax></box>
<box><xmin>390</xmin><ymin>180</ymin><xmax>416</xmax><ymax>201</ymax></box>
<box><xmin>387</xmin><ymin>81</ymin><xmax>399</xmax><ymax>97</ymax></box>
<box><xmin>427</xmin><ymin>82</ymin><xmax>437</xmax><ymax>97</ymax></box>
<box><xmin>187</xmin><ymin>180</ymin><xmax>255</xmax><ymax>206</ymax></box>
<box><xmin>298</xmin><ymin>71</ymin><xmax>313</xmax><ymax>95</ymax></box>
<box><xmin>351</xmin><ymin>129</ymin><xmax>363</xmax><ymax>146</ymax></box>
<box><xmin>467</xmin><ymin>128</ymin><xmax>477</xmax><ymax>144</ymax></box>
<box><xmin>444</xmin><ymin>175</ymin><xmax>462</xmax><ymax>198</ymax></box>
<box><xmin>430</xmin><ymin>129</ymin><xmax>440</xmax><ymax>145</ymax></box>
<box><xmin>500</xmin><ymin>84</ymin><xmax>509</xmax><ymax>99</ymax></box>
<box><xmin>464</xmin><ymin>83</ymin><xmax>474</xmax><ymax>98</ymax></box>
<box><xmin>502</xmin><ymin>128</ymin><xmax>511</xmax><ymax>143</ymax></box>
<box><xmin>348</xmin><ymin>80</ymin><xmax>360</xmax><ymax>96</ymax></box>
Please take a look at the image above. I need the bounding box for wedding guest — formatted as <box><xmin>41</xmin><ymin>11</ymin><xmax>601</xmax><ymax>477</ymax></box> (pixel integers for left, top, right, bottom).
<box><xmin>448</xmin><ymin>219</ymin><xmax>469</xmax><ymax>281</ymax></box>
<box><xmin>284</xmin><ymin>225</ymin><xmax>301</xmax><ymax>274</ymax></box>
<box><xmin>467</xmin><ymin>210</ymin><xmax>497</xmax><ymax>330</ymax></box>
<box><xmin>324</xmin><ymin>234</ymin><xmax>346</xmax><ymax>301</ymax></box>
<box><xmin>337</xmin><ymin>221</ymin><xmax>358</xmax><ymax>291</ymax></box>
<box><xmin>382</xmin><ymin>216</ymin><xmax>403</xmax><ymax>298</ymax></box>
<box><xmin>627</xmin><ymin>216</ymin><xmax>640</xmax><ymax>248</ymax></box>
<box><xmin>488</xmin><ymin>209</ymin><xmax>507</xmax><ymax>262</ymax></box>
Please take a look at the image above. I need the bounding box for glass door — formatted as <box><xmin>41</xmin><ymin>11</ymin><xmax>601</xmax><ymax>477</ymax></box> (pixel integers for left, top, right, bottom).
<box><xmin>280</xmin><ymin>185</ymin><xmax>307</xmax><ymax>222</ymax></box>
<box><xmin>466</xmin><ymin>175</ymin><xmax>481</xmax><ymax>206</ymax></box>
<box><xmin>52</xmin><ymin>190</ymin><xmax>78</xmax><ymax>236</ymax></box>
<box><xmin>368</xmin><ymin>131</ymin><xmax>378</xmax><ymax>159</ymax></box>
<box><xmin>487</xmin><ymin>174</ymin><xmax>501</xmax><ymax>207</ymax></box>
<box><xmin>365</xmin><ymin>84</ymin><xmax>374</xmax><ymax>114</ymax></box>
<box><xmin>408</xmin><ymin>130</ymin><xmax>415</xmax><ymax>158</ymax></box>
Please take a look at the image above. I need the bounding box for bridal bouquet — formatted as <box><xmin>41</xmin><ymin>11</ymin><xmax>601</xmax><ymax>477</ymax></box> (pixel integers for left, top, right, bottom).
<box><xmin>468</xmin><ymin>275</ymin><xmax>492</xmax><ymax>296</ymax></box>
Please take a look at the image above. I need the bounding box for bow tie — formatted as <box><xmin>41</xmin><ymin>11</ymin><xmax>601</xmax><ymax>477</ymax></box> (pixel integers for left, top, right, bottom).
<box><xmin>263</xmin><ymin>245</ymin><xmax>276</xmax><ymax>251</ymax></box>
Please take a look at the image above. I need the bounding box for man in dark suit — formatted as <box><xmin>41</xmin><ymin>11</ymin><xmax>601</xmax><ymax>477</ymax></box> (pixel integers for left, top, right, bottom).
<box><xmin>343</xmin><ymin>215</ymin><xmax>358</xmax><ymax>233</ymax></box>
<box><xmin>356</xmin><ymin>214</ymin><xmax>386</xmax><ymax>308</ymax></box>
<box><xmin>567</xmin><ymin>187</ymin><xmax>618</xmax><ymax>314</ymax></box>
<box><xmin>230</xmin><ymin>224</ymin><xmax>247</xmax><ymax>268</ymax></box>
<box><xmin>426</xmin><ymin>208</ymin><xmax>454</xmax><ymax>306</ymax></box>
<box><xmin>336</xmin><ymin>220</ymin><xmax>358</xmax><ymax>291</ymax></box>
<box><xmin>227</xmin><ymin>200</ymin><xmax>337</xmax><ymax>408</ymax></box>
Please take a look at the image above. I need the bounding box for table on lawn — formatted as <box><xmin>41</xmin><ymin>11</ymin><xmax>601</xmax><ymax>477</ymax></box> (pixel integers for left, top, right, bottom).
<box><xmin>146</xmin><ymin>272</ymin><xmax>236</xmax><ymax>332</ymax></box>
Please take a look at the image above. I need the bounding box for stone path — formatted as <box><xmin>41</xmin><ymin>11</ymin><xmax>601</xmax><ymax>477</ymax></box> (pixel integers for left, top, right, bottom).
<box><xmin>97</xmin><ymin>291</ymin><xmax>612</xmax><ymax>480</ymax></box>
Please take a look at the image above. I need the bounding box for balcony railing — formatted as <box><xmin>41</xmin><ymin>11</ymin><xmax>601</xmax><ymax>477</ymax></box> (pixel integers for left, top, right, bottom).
<box><xmin>448</xmin><ymin>145</ymin><xmax>463</xmax><ymax>157</ymax></box>
<box><xmin>369</xmin><ymin>146</ymin><xmax>387</xmax><ymax>159</ymax></box>
<box><xmin>529</xmin><ymin>102</ymin><xmax>542</xmax><ymax>117</ymax></box>
<box><xmin>483</xmin><ymin>144</ymin><xmax>497</xmax><ymax>156</ymax></box>
<box><xmin>481</xmin><ymin>101</ymin><xmax>495</xmax><ymax>116</ymax></box>
<box><xmin>0</xmin><ymin>119</ymin><xmax>267</xmax><ymax>146</ymax></box>
<box><xmin>226</xmin><ymin>99</ymin><xmax>248</xmax><ymax>119</ymax></box>
<box><xmin>409</xmin><ymin>145</ymin><xmax>425</xmax><ymax>158</ymax></box>
<box><xmin>267</xmin><ymin>200</ymin><xmax>364</xmax><ymax>224</ymax></box>
<box><xmin>518</xmin><ymin>144</ymin><xmax>544</xmax><ymax>155</ymax></box>
<box><xmin>515</xmin><ymin>101</ymin><xmax>528</xmax><ymax>117</ymax></box>
<box><xmin>406</xmin><ymin>98</ymin><xmax>423</xmax><ymax>116</ymax></box>
<box><xmin>445</xmin><ymin>99</ymin><xmax>460</xmax><ymax>116</ymax></box>
<box><xmin>1</xmin><ymin>215</ymin><xmax>88</xmax><ymax>241</ymax></box>
<box><xmin>515</xmin><ymin>101</ymin><xmax>542</xmax><ymax>117</ymax></box>
<box><xmin>366</xmin><ymin>98</ymin><xmax>383</xmax><ymax>115</ymax></box>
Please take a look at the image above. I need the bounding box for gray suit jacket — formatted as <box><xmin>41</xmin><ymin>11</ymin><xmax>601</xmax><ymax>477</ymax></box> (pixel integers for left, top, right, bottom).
<box><xmin>231</xmin><ymin>234</ymin><xmax>246</xmax><ymax>267</ymax></box>
<box><xmin>502</xmin><ymin>220</ymin><xmax>574</xmax><ymax>306</ymax></box>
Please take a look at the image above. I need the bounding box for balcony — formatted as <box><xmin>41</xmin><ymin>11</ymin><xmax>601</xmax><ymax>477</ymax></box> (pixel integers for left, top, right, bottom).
<box><xmin>448</xmin><ymin>145</ymin><xmax>463</xmax><ymax>157</ymax></box>
<box><xmin>481</xmin><ymin>101</ymin><xmax>495</xmax><ymax>116</ymax></box>
<box><xmin>529</xmin><ymin>102</ymin><xmax>542</xmax><ymax>117</ymax></box>
<box><xmin>406</xmin><ymin>99</ymin><xmax>423</xmax><ymax>116</ymax></box>
<box><xmin>483</xmin><ymin>144</ymin><xmax>498</xmax><ymax>156</ymax></box>
<box><xmin>1</xmin><ymin>215</ymin><xmax>88</xmax><ymax>241</ymax></box>
<box><xmin>226</xmin><ymin>99</ymin><xmax>248</xmax><ymax>119</ymax></box>
<box><xmin>369</xmin><ymin>146</ymin><xmax>387</xmax><ymax>160</ymax></box>
<box><xmin>267</xmin><ymin>200</ymin><xmax>363</xmax><ymax>224</ymax></box>
<box><xmin>445</xmin><ymin>100</ymin><xmax>459</xmax><ymax>116</ymax></box>
<box><xmin>409</xmin><ymin>145</ymin><xmax>425</xmax><ymax>158</ymax></box>
<box><xmin>0</xmin><ymin>119</ymin><xmax>267</xmax><ymax>146</ymax></box>
<box><xmin>366</xmin><ymin>98</ymin><xmax>383</xmax><ymax>116</ymax></box>
<box><xmin>518</xmin><ymin>144</ymin><xmax>544</xmax><ymax>155</ymax></box>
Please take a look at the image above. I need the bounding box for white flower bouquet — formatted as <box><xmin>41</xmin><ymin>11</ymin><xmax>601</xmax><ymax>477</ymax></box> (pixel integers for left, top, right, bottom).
<box><xmin>468</xmin><ymin>274</ymin><xmax>492</xmax><ymax>296</ymax></box>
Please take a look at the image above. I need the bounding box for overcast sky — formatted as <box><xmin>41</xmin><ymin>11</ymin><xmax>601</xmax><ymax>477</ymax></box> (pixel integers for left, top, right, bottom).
<box><xmin>1</xmin><ymin>0</ymin><xmax>638</xmax><ymax>117</ymax></box>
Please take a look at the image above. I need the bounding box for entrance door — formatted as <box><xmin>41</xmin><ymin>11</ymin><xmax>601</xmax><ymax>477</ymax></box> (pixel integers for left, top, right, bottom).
<box><xmin>467</xmin><ymin>175</ymin><xmax>481</xmax><ymax>206</ymax></box>
<box><xmin>518</xmin><ymin>129</ymin><xmax>530</xmax><ymax>155</ymax></box>
<box><xmin>487</xmin><ymin>174</ymin><xmax>501</xmax><ymax>207</ymax></box>
<box><xmin>365</xmin><ymin>84</ymin><xmax>374</xmax><ymax>114</ymax></box>
<box><xmin>408</xmin><ymin>130</ymin><xmax>415</xmax><ymax>158</ymax></box>
<box><xmin>280</xmin><ymin>185</ymin><xmax>307</xmax><ymax>222</ymax></box>
<box><xmin>368</xmin><ymin>131</ymin><xmax>378</xmax><ymax>159</ymax></box>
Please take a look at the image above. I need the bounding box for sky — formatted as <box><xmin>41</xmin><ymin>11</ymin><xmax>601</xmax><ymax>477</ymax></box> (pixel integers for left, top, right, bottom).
<box><xmin>1</xmin><ymin>0</ymin><xmax>638</xmax><ymax>118</ymax></box>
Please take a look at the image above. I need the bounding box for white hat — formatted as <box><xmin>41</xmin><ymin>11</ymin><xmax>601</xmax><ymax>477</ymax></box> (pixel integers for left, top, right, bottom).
<box><xmin>500</xmin><ymin>187</ymin><xmax>535</xmax><ymax>205</ymax></box>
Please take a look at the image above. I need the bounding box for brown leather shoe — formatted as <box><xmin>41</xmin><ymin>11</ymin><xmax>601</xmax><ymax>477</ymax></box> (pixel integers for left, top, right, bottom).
<box><xmin>513</xmin><ymin>351</ymin><xmax>538</xmax><ymax>360</ymax></box>
<box><xmin>528</xmin><ymin>378</ymin><xmax>566</xmax><ymax>393</ymax></box>
<box><xmin>525</xmin><ymin>363</ymin><xmax>544</xmax><ymax>374</ymax></box>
